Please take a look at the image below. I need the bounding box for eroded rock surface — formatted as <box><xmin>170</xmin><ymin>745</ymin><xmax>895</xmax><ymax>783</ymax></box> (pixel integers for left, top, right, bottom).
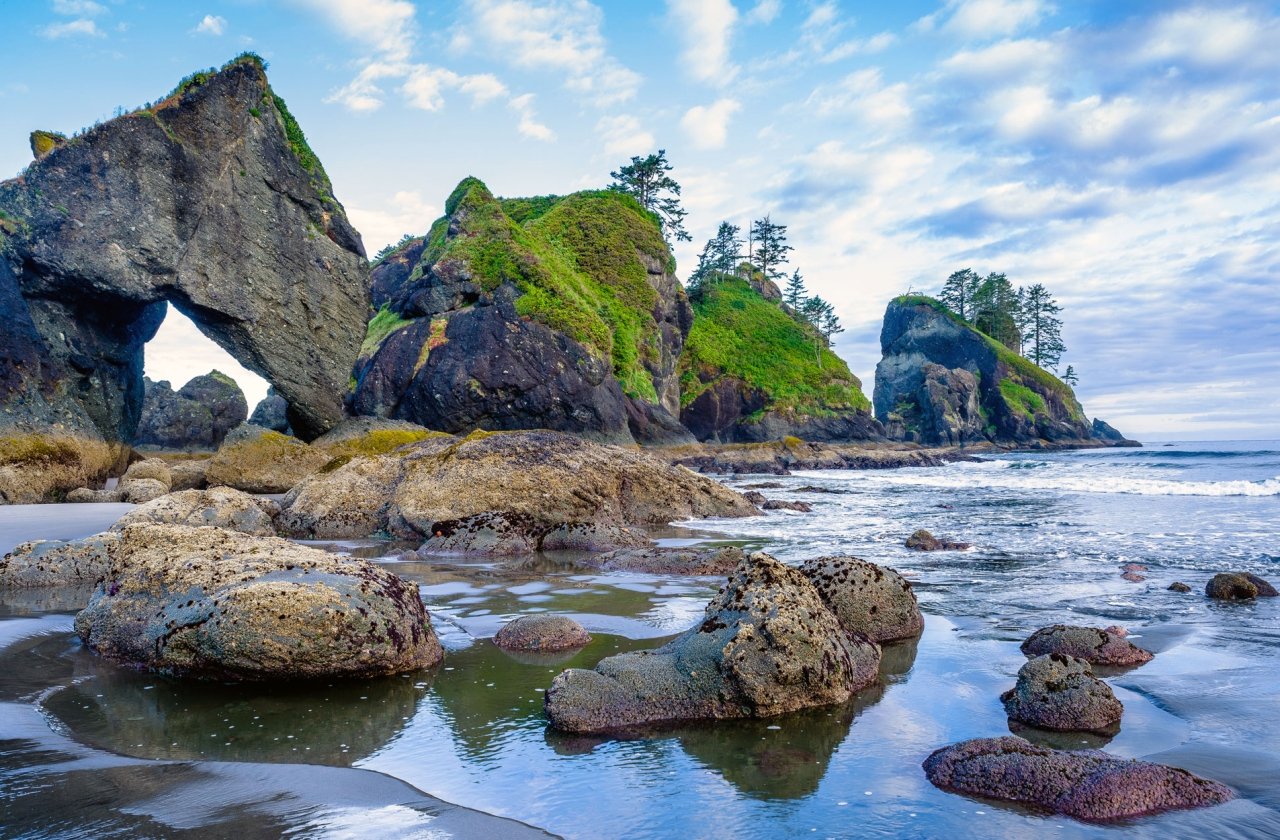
<box><xmin>205</xmin><ymin>424</ymin><xmax>330</xmax><ymax>494</ymax></box>
<box><xmin>494</xmin><ymin>615</ymin><xmax>591</xmax><ymax>652</ymax></box>
<box><xmin>111</xmin><ymin>487</ymin><xmax>277</xmax><ymax>536</ymax></box>
<box><xmin>799</xmin><ymin>556</ymin><xmax>924</xmax><ymax>643</ymax></box>
<box><xmin>1001</xmin><ymin>654</ymin><xmax>1123</xmax><ymax>733</ymax></box>
<box><xmin>74</xmin><ymin>524</ymin><xmax>442</xmax><ymax>680</ymax></box>
<box><xmin>1205</xmin><ymin>572</ymin><xmax>1278</xmax><ymax>600</ymax></box>
<box><xmin>923</xmin><ymin>736</ymin><xmax>1232</xmax><ymax>821</ymax></box>
<box><xmin>544</xmin><ymin>553</ymin><xmax>880</xmax><ymax>733</ymax></box>
<box><xmin>905</xmin><ymin>529</ymin><xmax>970</xmax><ymax>551</ymax></box>
<box><xmin>1020</xmin><ymin>624</ymin><xmax>1153</xmax><ymax>667</ymax></box>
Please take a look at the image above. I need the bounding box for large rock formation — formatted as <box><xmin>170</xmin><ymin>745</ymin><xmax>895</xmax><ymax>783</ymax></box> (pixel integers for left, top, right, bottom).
<box><xmin>351</xmin><ymin>179</ymin><xmax>692</xmax><ymax>445</ymax></box>
<box><xmin>678</xmin><ymin>275</ymin><xmax>881</xmax><ymax>442</ymax></box>
<box><xmin>544</xmin><ymin>553</ymin><xmax>881</xmax><ymax>732</ymax></box>
<box><xmin>0</xmin><ymin>54</ymin><xmax>368</xmax><ymax>453</ymax></box>
<box><xmin>248</xmin><ymin>385</ymin><xmax>291</xmax><ymax>433</ymax></box>
<box><xmin>134</xmin><ymin>371</ymin><xmax>247</xmax><ymax>450</ymax></box>
<box><xmin>874</xmin><ymin>297</ymin><xmax>1123</xmax><ymax>447</ymax></box>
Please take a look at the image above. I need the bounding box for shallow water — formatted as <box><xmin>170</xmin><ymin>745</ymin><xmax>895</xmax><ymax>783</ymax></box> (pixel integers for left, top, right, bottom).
<box><xmin>1</xmin><ymin>442</ymin><xmax>1278</xmax><ymax>838</ymax></box>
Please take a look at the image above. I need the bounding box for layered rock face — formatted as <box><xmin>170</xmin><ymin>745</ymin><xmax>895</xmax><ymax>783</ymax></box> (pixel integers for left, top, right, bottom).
<box><xmin>249</xmin><ymin>386</ymin><xmax>291</xmax><ymax>433</ymax></box>
<box><xmin>874</xmin><ymin>297</ymin><xmax>1122</xmax><ymax>447</ymax></box>
<box><xmin>0</xmin><ymin>55</ymin><xmax>368</xmax><ymax>447</ymax></box>
<box><xmin>352</xmin><ymin>179</ymin><xmax>692</xmax><ymax>445</ymax></box>
<box><xmin>678</xmin><ymin>276</ymin><xmax>881</xmax><ymax>443</ymax></box>
<box><xmin>134</xmin><ymin>372</ymin><xmax>247</xmax><ymax>450</ymax></box>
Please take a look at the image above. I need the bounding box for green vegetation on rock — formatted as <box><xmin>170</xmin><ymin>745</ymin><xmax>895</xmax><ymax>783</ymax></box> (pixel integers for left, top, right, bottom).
<box><xmin>999</xmin><ymin>378</ymin><xmax>1047</xmax><ymax>418</ymax></box>
<box><xmin>360</xmin><ymin>304</ymin><xmax>413</xmax><ymax>360</ymax></box>
<box><xmin>408</xmin><ymin>179</ymin><xmax>671</xmax><ymax>403</ymax></box>
<box><xmin>682</xmin><ymin>277</ymin><xmax>870</xmax><ymax>415</ymax></box>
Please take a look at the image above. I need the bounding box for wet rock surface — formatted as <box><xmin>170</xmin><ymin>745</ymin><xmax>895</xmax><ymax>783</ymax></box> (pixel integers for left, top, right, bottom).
<box><xmin>923</xmin><ymin>736</ymin><xmax>1233</xmax><ymax>821</ymax></box>
<box><xmin>1205</xmin><ymin>572</ymin><xmax>1278</xmax><ymax>600</ymax></box>
<box><xmin>111</xmin><ymin>487</ymin><xmax>278</xmax><ymax>536</ymax></box>
<box><xmin>905</xmin><ymin>529</ymin><xmax>970</xmax><ymax>551</ymax></box>
<box><xmin>544</xmin><ymin>553</ymin><xmax>880</xmax><ymax>733</ymax></box>
<box><xmin>74</xmin><ymin>523</ymin><xmax>442</xmax><ymax>680</ymax></box>
<box><xmin>494</xmin><ymin>615</ymin><xmax>591</xmax><ymax>652</ymax></box>
<box><xmin>799</xmin><ymin>556</ymin><xmax>924</xmax><ymax>643</ymax></box>
<box><xmin>1001</xmin><ymin>654</ymin><xmax>1123</xmax><ymax>733</ymax></box>
<box><xmin>1</xmin><ymin>532</ymin><xmax>119</xmax><ymax>589</ymax></box>
<box><xmin>586</xmin><ymin>546</ymin><xmax>746</xmax><ymax>575</ymax></box>
<box><xmin>1020</xmin><ymin>624</ymin><xmax>1154</xmax><ymax>667</ymax></box>
<box><xmin>670</xmin><ymin>440</ymin><xmax>976</xmax><ymax>475</ymax></box>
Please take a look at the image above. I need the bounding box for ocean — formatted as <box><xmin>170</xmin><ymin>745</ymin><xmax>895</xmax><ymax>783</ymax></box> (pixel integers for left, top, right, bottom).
<box><xmin>1</xmin><ymin>441</ymin><xmax>1277</xmax><ymax>838</ymax></box>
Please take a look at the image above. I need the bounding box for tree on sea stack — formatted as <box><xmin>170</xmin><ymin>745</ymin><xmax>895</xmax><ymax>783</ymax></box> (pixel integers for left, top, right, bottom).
<box><xmin>689</xmin><ymin>221</ymin><xmax>742</xmax><ymax>291</ymax></box>
<box><xmin>801</xmin><ymin>295</ymin><xmax>841</xmax><ymax>366</ymax></box>
<box><xmin>749</xmin><ymin>215</ymin><xmax>794</xmax><ymax>280</ymax></box>
<box><xmin>783</xmin><ymin>269</ymin><xmax>808</xmax><ymax>311</ymax></box>
<box><xmin>1020</xmin><ymin>283</ymin><xmax>1067</xmax><ymax>369</ymax></box>
<box><xmin>1063</xmin><ymin>365</ymin><xmax>1079</xmax><ymax>386</ymax></box>
<box><xmin>972</xmin><ymin>272</ymin><xmax>1022</xmax><ymax>351</ymax></box>
<box><xmin>608</xmin><ymin>149</ymin><xmax>691</xmax><ymax>243</ymax></box>
<box><xmin>939</xmin><ymin>268</ymin><xmax>982</xmax><ymax>320</ymax></box>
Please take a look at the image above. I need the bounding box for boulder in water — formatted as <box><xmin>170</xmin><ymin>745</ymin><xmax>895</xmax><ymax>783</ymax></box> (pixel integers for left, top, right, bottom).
<box><xmin>1020</xmin><ymin>624</ymin><xmax>1153</xmax><ymax>667</ymax></box>
<box><xmin>923</xmin><ymin>736</ymin><xmax>1232</xmax><ymax>820</ymax></box>
<box><xmin>799</xmin><ymin>555</ymin><xmax>924</xmax><ymax>643</ymax></box>
<box><xmin>1001</xmin><ymin>654</ymin><xmax>1123</xmax><ymax>733</ymax></box>
<box><xmin>905</xmin><ymin>529</ymin><xmax>970</xmax><ymax>551</ymax></box>
<box><xmin>1205</xmin><ymin>572</ymin><xmax>1277</xmax><ymax>600</ymax></box>
<box><xmin>494</xmin><ymin>615</ymin><xmax>591</xmax><ymax>652</ymax></box>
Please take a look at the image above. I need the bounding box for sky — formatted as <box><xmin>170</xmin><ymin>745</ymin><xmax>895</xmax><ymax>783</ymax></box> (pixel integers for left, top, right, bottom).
<box><xmin>2</xmin><ymin>0</ymin><xmax>1278</xmax><ymax>440</ymax></box>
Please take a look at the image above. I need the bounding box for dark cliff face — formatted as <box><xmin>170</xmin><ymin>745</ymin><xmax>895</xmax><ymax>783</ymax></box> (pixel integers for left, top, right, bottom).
<box><xmin>135</xmin><ymin>372</ymin><xmax>247</xmax><ymax>450</ymax></box>
<box><xmin>350</xmin><ymin>179</ymin><xmax>693</xmax><ymax>445</ymax></box>
<box><xmin>874</xmin><ymin>297</ymin><xmax>1100</xmax><ymax>446</ymax></box>
<box><xmin>0</xmin><ymin>55</ymin><xmax>368</xmax><ymax>442</ymax></box>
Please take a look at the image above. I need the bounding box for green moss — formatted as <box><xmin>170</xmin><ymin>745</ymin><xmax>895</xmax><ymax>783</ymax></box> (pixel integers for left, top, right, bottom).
<box><xmin>999</xmin><ymin>378</ymin><xmax>1047</xmax><ymax>418</ymax></box>
<box><xmin>322</xmin><ymin>429</ymin><xmax>445</xmax><ymax>460</ymax></box>
<box><xmin>0</xmin><ymin>435</ymin><xmax>80</xmax><ymax>467</ymax></box>
<box><xmin>208</xmin><ymin>369</ymin><xmax>238</xmax><ymax>387</ymax></box>
<box><xmin>270</xmin><ymin>92</ymin><xmax>325</xmax><ymax>181</ymax></box>
<box><xmin>681</xmin><ymin>277</ymin><xmax>871</xmax><ymax>416</ymax></box>
<box><xmin>420</xmin><ymin>179</ymin><xmax>671</xmax><ymax>403</ymax></box>
<box><xmin>360</xmin><ymin>305</ymin><xmax>414</xmax><ymax>359</ymax></box>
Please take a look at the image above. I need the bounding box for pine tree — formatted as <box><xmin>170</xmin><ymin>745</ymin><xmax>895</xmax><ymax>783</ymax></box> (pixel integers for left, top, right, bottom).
<box><xmin>749</xmin><ymin>215</ymin><xmax>793</xmax><ymax>280</ymax></box>
<box><xmin>688</xmin><ymin>221</ymin><xmax>741</xmax><ymax>291</ymax></box>
<box><xmin>783</xmin><ymin>269</ymin><xmax>808</xmax><ymax>311</ymax></box>
<box><xmin>973</xmin><ymin>272</ymin><xmax>1022</xmax><ymax>351</ymax></box>
<box><xmin>608</xmin><ymin>149</ymin><xmax>691</xmax><ymax>243</ymax></box>
<box><xmin>1021</xmin><ymin>283</ymin><xmax>1066</xmax><ymax>369</ymax></box>
<box><xmin>939</xmin><ymin>268</ymin><xmax>982</xmax><ymax>319</ymax></box>
<box><xmin>801</xmin><ymin>295</ymin><xmax>837</xmax><ymax>365</ymax></box>
<box><xmin>1062</xmin><ymin>365</ymin><xmax>1078</xmax><ymax>386</ymax></box>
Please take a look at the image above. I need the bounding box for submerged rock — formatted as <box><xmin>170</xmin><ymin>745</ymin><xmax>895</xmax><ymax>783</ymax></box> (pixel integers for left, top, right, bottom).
<box><xmin>205</xmin><ymin>424</ymin><xmax>330</xmax><ymax>494</ymax></box>
<box><xmin>760</xmin><ymin>499</ymin><xmax>813</xmax><ymax>512</ymax></box>
<box><xmin>905</xmin><ymin>529</ymin><xmax>970</xmax><ymax>551</ymax></box>
<box><xmin>1020</xmin><ymin>624</ymin><xmax>1154</xmax><ymax>667</ymax></box>
<box><xmin>1001</xmin><ymin>654</ymin><xmax>1123</xmax><ymax>733</ymax></box>
<box><xmin>74</xmin><ymin>524</ymin><xmax>442</xmax><ymax>680</ymax></box>
<box><xmin>494</xmin><ymin>615</ymin><xmax>591</xmax><ymax>652</ymax></box>
<box><xmin>923</xmin><ymin>736</ymin><xmax>1232</xmax><ymax>821</ymax></box>
<box><xmin>544</xmin><ymin>553</ymin><xmax>880</xmax><ymax>733</ymax></box>
<box><xmin>1205</xmin><ymin>572</ymin><xmax>1278</xmax><ymax>600</ymax></box>
<box><xmin>1168</xmin><ymin>581</ymin><xmax>1192</xmax><ymax>593</ymax></box>
<box><xmin>587</xmin><ymin>546</ymin><xmax>745</xmax><ymax>575</ymax></box>
<box><xmin>111</xmin><ymin>487</ymin><xmax>277</xmax><ymax>536</ymax></box>
<box><xmin>798</xmin><ymin>556</ymin><xmax>924</xmax><ymax>643</ymax></box>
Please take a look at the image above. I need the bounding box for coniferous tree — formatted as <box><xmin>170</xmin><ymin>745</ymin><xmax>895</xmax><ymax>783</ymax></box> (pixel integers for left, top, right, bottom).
<box><xmin>801</xmin><ymin>295</ymin><xmax>837</xmax><ymax>366</ymax></box>
<box><xmin>749</xmin><ymin>215</ymin><xmax>793</xmax><ymax>280</ymax></box>
<box><xmin>1062</xmin><ymin>365</ymin><xmax>1079</xmax><ymax>386</ymax></box>
<box><xmin>783</xmin><ymin>269</ymin><xmax>808</xmax><ymax>311</ymax></box>
<box><xmin>939</xmin><ymin>268</ymin><xmax>982</xmax><ymax>319</ymax></box>
<box><xmin>608</xmin><ymin>149</ymin><xmax>691</xmax><ymax>243</ymax></box>
<box><xmin>688</xmin><ymin>221</ymin><xmax>742</xmax><ymax>291</ymax></box>
<box><xmin>1020</xmin><ymin>283</ymin><xmax>1066</xmax><ymax>369</ymax></box>
<box><xmin>973</xmin><ymin>272</ymin><xmax>1022</xmax><ymax>351</ymax></box>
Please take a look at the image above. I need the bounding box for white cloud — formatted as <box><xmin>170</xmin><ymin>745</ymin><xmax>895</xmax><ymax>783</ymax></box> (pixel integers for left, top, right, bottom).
<box><xmin>52</xmin><ymin>0</ymin><xmax>104</xmax><ymax>15</ymax></box>
<box><xmin>681</xmin><ymin>98</ymin><xmax>741</xmax><ymax>149</ymax></box>
<box><xmin>288</xmin><ymin>0</ymin><xmax>416</xmax><ymax>61</ymax></box>
<box><xmin>1140</xmin><ymin>7</ymin><xmax>1280</xmax><ymax>70</ymax></box>
<box><xmin>745</xmin><ymin>0</ymin><xmax>781</xmax><ymax>26</ymax></box>
<box><xmin>509</xmin><ymin>93</ymin><xmax>555</xmax><ymax>141</ymax></box>
<box><xmin>194</xmin><ymin>15</ymin><xmax>226</xmax><ymax>36</ymax></box>
<box><xmin>465</xmin><ymin>0</ymin><xmax>641</xmax><ymax>105</ymax></box>
<box><xmin>325</xmin><ymin>61</ymin><xmax>406</xmax><ymax>112</ymax></box>
<box><xmin>918</xmin><ymin>0</ymin><xmax>1051</xmax><ymax>39</ymax></box>
<box><xmin>596</xmin><ymin>114</ymin><xmax>655</xmax><ymax>157</ymax></box>
<box><xmin>41</xmin><ymin>18</ymin><xmax>102</xmax><ymax>38</ymax></box>
<box><xmin>806</xmin><ymin>68</ymin><xmax>912</xmax><ymax>128</ymax></box>
<box><xmin>668</xmin><ymin>0</ymin><xmax>739</xmax><ymax>85</ymax></box>
<box><xmin>345</xmin><ymin>190</ymin><xmax>440</xmax><ymax>255</ymax></box>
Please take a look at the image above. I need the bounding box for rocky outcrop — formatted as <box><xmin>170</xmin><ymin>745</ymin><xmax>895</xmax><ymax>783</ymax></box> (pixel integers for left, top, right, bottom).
<box><xmin>923</xmin><ymin>736</ymin><xmax>1232</xmax><ymax>820</ymax></box>
<box><xmin>135</xmin><ymin>378</ymin><xmax>214</xmax><ymax>450</ymax></box>
<box><xmin>177</xmin><ymin>371</ymin><xmax>247</xmax><ymax>444</ymax></box>
<box><xmin>1001</xmin><ymin>654</ymin><xmax>1123</xmax><ymax>733</ymax></box>
<box><xmin>111</xmin><ymin>487</ymin><xmax>278</xmax><ymax>536</ymax></box>
<box><xmin>350</xmin><ymin>179</ymin><xmax>691</xmax><ymax>445</ymax></box>
<box><xmin>678</xmin><ymin>276</ymin><xmax>880</xmax><ymax>443</ymax></box>
<box><xmin>249</xmin><ymin>386</ymin><xmax>291</xmax><ymax>434</ymax></box>
<box><xmin>1205</xmin><ymin>572</ymin><xmax>1277</xmax><ymax>600</ymax></box>
<box><xmin>280</xmin><ymin>429</ymin><xmax>757</xmax><ymax>542</ymax></box>
<box><xmin>494</xmin><ymin>615</ymin><xmax>591</xmax><ymax>652</ymax></box>
<box><xmin>905</xmin><ymin>529</ymin><xmax>970</xmax><ymax>551</ymax></box>
<box><xmin>0</xmin><ymin>433</ymin><xmax>121</xmax><ymax>504</ymax></box>
<box><xmin>73</xmin><ymin>523</ymin><xmax>442</xmax><ymax>680</ymax></box>
<box><xmin>798</xmin><ymin>556</ymin><xmax>924</xmax><ymax>643</ymax></box>
<box><xmin>0</xmin><ymin>55</ymin><xmax>368</xmax><ymax>445</ymax></box>
<box><xmin>545</xmin><ymin>553</ymin><xmax>881</xmax><ymax>733</ymax></box>
<box><xmin>670</xmin><ymin>439</ymin><xmax>977</xmax><ymax>475</ymax></box>
<box><xmin>1020</xmin><ymin>625</ymin><xmax>1154</xmax><ymax>667</ymax></box>
<box><xmin>1092</xmin><ymin>418</ymin><xmax>1139</xmax><ymax>446</ymax></box>
<box><xmin>205</xmin><ymin>423</ymin><xmax>330</xmax><ymax>494</ymax></box>
<box><xmin>874</xmin><ymin>297</ymin><xmax>1123</xmax><ymax>447</ymax></box>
